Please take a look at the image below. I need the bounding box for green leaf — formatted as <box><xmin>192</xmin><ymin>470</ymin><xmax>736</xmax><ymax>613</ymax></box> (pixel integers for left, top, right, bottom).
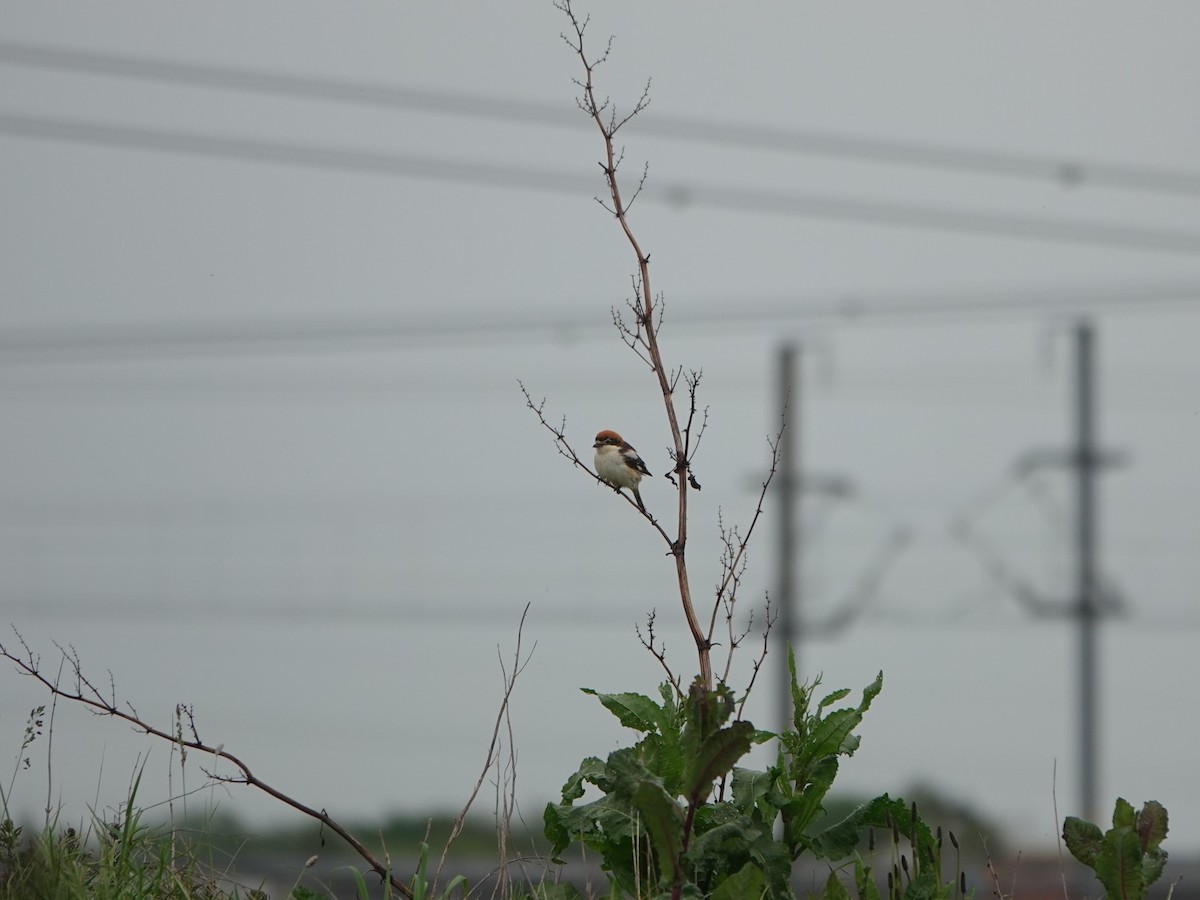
<box><xmin>1095</xmin><ymin>826</ymin><xmax>1143</xmax><ymax>900</ymax></box>
<box><xmin>710</xmin><ymin>862</ymin><xmax>766</xmax><ymax>900</ymax></box>
<box><xmin>1135</xmin><ymin>801</ymin><xmax>1168</xmax><ymax>853</ymax></box>
<box><xmin>861</xmin><ymin>671</ymin><xmax>884</xmax><ymax>708</ymax></box>
<box><xmin>1142</xmin><ymin>847</ymin><xmax>1168</xmax><ymax>889</ymax></box>
<box><xmin>817</xmin><ymin>687</ymin><xmax>852</xmax><ymax>712</ymax></box>
<box><xmin>681</xmin><ymin>680</ymin><xmax>736</xmax><ymax>751</ymax></box>
<box><xmin>408</xmin><ymin>844</ymin><xmax>430</xmax><ymax>900</ymax></box>
<box><xmin>787</xmin><ymin>646</ymin><xmax>810</xmax><ymax>733</ymax></box>
<box><xmin>855</xmin><ymin>859</ymin><xmax>883</xmax><ymax>900</ymax></box>
<box><xmin>439</xmin><ymin>874</ymin><xmax>469</xmax><ymax>899</ymax></box>
<box><xmin>902</xmin><ymin>872</ymin><xmax>944</xmax><ymax>900</ymax></box>
<box><xmin>558</xmin><ymin>757</ymin><xmax>606</xmax><ymax>803</ymax></box>
<box><xmin>824</xmin><ymin>869</ymin><xmax>853</xmax><ymax>900</ymax></box>
<box><xmin>583</xmin><ymin>688</ymin><xmax>666</xmax><ymax>733</ymax></box>
<box><xmin>750</xmin><ymin>838</ymin><xmax>795</xmax><ymax>899</ymax></box>
<box><xmin>545</xmin><ymin>792</ymin><xmax>641</xmax><ymax>864</ymax></box>
<box><xmin>730</xmin><ymin>766</ymin><xmax>775</xmax><ymax>817</ymax></box>
<box><xmin>1112</xmin><ymin>797</ymin><xmax>1136</xmax><ymax>830</ymax></box>
<box><xmin>686</xmin><ymin>815</ymin><xmax>759</xmax><ymax>872</ymax></box>
<box><xmin>1063</xmin><ymin>817</ymin><xmax>1104</xmax><ymax>869</ymax></box>
<box><xmin>807</xmin><ymin>795</ymin><xmax>936</xmax><ymax>864</ymax></box>
<box><xmin>804</xmin><ymin>708</ymin><xmax>862</xmax><ymax>757</ymax></box>
<box><xmin>782</xmin><ymin>756</ymin><xmax>839</xmax><ymax>847</ymax></box>
<box><xmin>683</xmin><ymin>721</ymin><xmax>756</xmax><ymax>803</ymax></box>
<box><xmin>339</xmin><ymin>865</ymin><xmax>371</xmax><ymax>900</ymax></box>
<box><xmin>631</xmin><ymin>780</ymin><xmax>684</xmax><ymax>885</ymax></box>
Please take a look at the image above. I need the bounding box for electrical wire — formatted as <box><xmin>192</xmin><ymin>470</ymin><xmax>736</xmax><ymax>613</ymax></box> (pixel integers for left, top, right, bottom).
<box><xmin>1</xmin><ymin>279</ymin><xmax>1199</xmax><ymax>365</ymax></box>
<box><xmin>6</xmin><ymin>112</ymin><xmax>1200</xmax><ymax>256</ymax></box>
<box><xmin>3</xmin><ymin>41</ymin><xmax>1200</xmax><ymax>197</ymax></box>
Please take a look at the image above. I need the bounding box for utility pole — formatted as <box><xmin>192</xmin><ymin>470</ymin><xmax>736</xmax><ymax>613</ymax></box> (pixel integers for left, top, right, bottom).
<box><xmin>771</xmin><ymin>343</ymin><xmax>862</xmax><ymax>734</ymax></box>
<box><xmin>1075</xmin><ymin>321</ymin><xmax>1100</xmax><ymax>823</ymax></box>
<box><xmin>985</xmin><ymin>320</ymin><xmax>1123</xmax><ymax>823</ymax></box>
<box><xmin>775</xmin><ymin>344</ymin><xmax>799</xmax><ymax>732</ymax></box>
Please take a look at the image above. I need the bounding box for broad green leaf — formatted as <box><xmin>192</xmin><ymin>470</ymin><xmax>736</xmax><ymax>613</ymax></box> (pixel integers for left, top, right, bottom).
<box><xmin>782</xmin><ymin>757</ymin><xmax>839</xmax><ymax>848</ymax></box>
<box><xmin>559</xmin><ymin>757</ymin><xmax>605</xmax><ymax>802</ymax></box>
<box><xmin>855</xmin><ymin>859</ymin><xmax>882</xmax><ymax>900</ymax></box>
<box><xmin>631</xmin><ymin>780</ymin><xmax>684</xmax><ymax>885</ymax></box>
<box><xmin>710</xmin><ymin>861</ymin><xmax>766</xmax><ymax>900</ymax></box>
<box><xmin>681</xmin><ymin>680</ymin><xmax>736</xmax><ymax>754</ymax></box>
<box><xmin>807</xmin><ymin>795</ymin><xmax>935</xmax><ymax>863</ymax></box>
<box><xmin>686</xmin><ymin>815</ymin><xmax>759</xmax><ymax>869</ymax></box>
<box><xmin>1142</xmin><ymin>847</ymin><xmax>1168</xmax><ymax>889</ymax></box>
<box><xmin>792</xmin><ymin>673</ymin><xmax>882</xmax><ymax>770</ymax></box>
<box><xmin>902</xmin><ymin>872</ymin><xmax>944</xmax><ymax>900</ymax></box>
<box><xmin>730</xmin><ymin>766</ymin><xmax>774</xmax><ymax>816</ymax></box>
<box><xmin>683</xmin><ymin>721</ymin><xmax>756</xmax><ymax>803</ymax></box>
<box><xmin>543</xmin><ymin>802</ymin><xmax>570</xmax><ymax>861</ymax></box>
<box><xmin>583</xmin><ymin>688</ymin><xmax>665</xmax><ymax>733</ymax></box>
<box><xmin>605</xmin><ymin>746</ymin><xmax>659</xmax><ymax>794</ymax></box>
<box><xmin>817</xmin><ymin>687</ymin><xmax>852</xmax><ymax>712</ymax></box>
<box><xmin>544</xmin><ymin>792</ymin><xmax>641</xmax><ymax>862</ymax></box>
<box><xmin>1095</xmin><ymin>826</ymin><xmax>1143</xmax><ymax>900</ymax></box>
<box><xmin>1112</xmin><ymin>797</ymin><xmax>1136</xmax><ymax>830</ymax></box>
<box><xmin>1135</xmin><ymin>801</ymin><xmax>1168</xmax><ymax>853</ymax></box>
<box><xmin>1062</xmin><ymin>817</ymin><xmax>1104</xmax><ymax>868</ymax></box>
<box><xmin>824</xmin><ymin>869</ymin><xmax>853</xmax><ymax>900</ymax></box>
<box><xmin>750</xmin><ymin>838</ymin><xmax>795</xmax><ymax>899</ymax></box>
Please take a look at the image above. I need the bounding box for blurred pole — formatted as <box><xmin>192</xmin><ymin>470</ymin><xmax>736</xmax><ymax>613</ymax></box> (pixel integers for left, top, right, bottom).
<box><xmin>776</xmin><ymin>344</ymin><xmax>799</xmax><ymax>733</ymax></box>
<box><xmin>1075</xmin><ymin>321</ymin><xmax>1099</xmax><ymax>823</ymax></box>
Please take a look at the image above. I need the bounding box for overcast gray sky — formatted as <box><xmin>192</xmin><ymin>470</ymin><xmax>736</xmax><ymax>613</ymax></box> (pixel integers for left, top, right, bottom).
<box><xmin>2</xmin><ymin>2</ymin><xmax>1199</xmax><ymax>857</ymax></box>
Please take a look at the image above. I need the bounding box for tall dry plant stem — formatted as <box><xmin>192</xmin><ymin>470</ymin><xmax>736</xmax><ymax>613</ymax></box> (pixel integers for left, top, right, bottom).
<box><xmin>559</xmin><ymin>0</ymin><xmax>711</xmax><ymax>691</ymax></box>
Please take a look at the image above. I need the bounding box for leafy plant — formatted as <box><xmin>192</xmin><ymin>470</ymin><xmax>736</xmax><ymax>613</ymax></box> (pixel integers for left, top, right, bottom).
<box><xmin>545</xmin><ymin>649</ymin><xmax>968</xmax><ymax>899</ymax></box>
<box><xmin>1063</xmin><ymin>798</ymin><xmax>1169</xmax><ymax>900</ymax></box>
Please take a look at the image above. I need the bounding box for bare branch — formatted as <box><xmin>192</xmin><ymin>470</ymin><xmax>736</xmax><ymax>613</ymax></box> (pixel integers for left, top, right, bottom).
<box><xmin>707</xmin><ymin>425</ymin><xmax>785</xmax><ymax>645</ymax></box>
<box><xmin>683</xmin><ymin>371</ymin><xmax>709</xmax><ymax>465</ymax></box>
<box><xmin>613</xmin><ymin>79</ymin><xmax>652</xmax><ymax>134</ymax></box>
<box><xmin>624</xmin><ymin>160</ymin><xmax>651</xmax><ymax>212</ymax></box>
<box><xmin>434</xmin><ymin>604</ymin><xmax>535</xmax><ymax>891</ymax></box>
<box><xmin>0</xmin><ymin>629</ymin><xmax>416</xmax><ymax>900</ymax></box>
<box><xmin>611</xmin><ymin>300</ymin><xmax>653</xmax><ymax>370</ymax></box>
<box><xmin>635</xmin><ymin>611</ymin><xmax>682</xmax><ymax>697</ymax></box>
<box><xmin>735</xmin><ymin>596</ymin><xmax>777</xmax><ymax>721</ymax></box>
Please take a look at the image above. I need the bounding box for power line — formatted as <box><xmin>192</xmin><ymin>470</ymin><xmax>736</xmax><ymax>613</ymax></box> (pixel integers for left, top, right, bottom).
<box><xmin>3</xmin><ymin>41</ymin><xmax>1200</xmax><ymax>197</ymax></box>
<box><xmin>6</xmin><ymin>594</ymin><xmax>1199</xmax><ymax>630</ymax></box>
<box><xmin>6</xmin><ymin>112</ymin><xmax>1200</xmax><ymax>256</ymax></box>
<box><xmin>0</xmin><ymin>595</ymin><xmax>659</xmax><ymax>627</ymax></box>
<box><xmin>1</xmin><ymin>280</ymin><xmax>1199</xmax><ymax>365</ymax></box>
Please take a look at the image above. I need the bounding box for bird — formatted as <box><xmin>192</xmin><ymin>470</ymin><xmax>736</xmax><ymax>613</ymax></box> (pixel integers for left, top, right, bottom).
<box><xmin>593</xmin><ymin>429</ymin><xmax>652</xmax><ymax>512</ymax></box>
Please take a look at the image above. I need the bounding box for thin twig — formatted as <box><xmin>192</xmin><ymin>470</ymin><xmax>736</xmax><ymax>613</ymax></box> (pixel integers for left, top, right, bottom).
<box><xmin>0</xmin><ymin>630</ymin><xmax>416</xmax><ymax>900</ymax></box>
<box><xmin>435</xmin><ymin>604</ymin><xmax>535</xmax><ymax>892</ymax></box>
<box><xmin>635</xmin><ymin>610</ymin><xmax>682</xmax><ymax>697</ymax></box>
<box><xmin>735</xmin><ymin>597</ymin><xmax>776</xmax><ymax>720</ymax></box>
<box><xmin>707</xmin><ymin>426</ymin><xmax>785</xmax><ymax>645</ymax></box>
